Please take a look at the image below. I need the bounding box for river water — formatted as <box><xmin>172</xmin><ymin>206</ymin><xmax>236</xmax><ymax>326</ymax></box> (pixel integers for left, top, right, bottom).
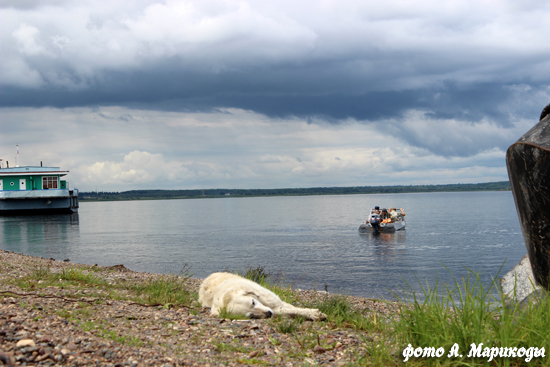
<box><xmin>0</xmin><ymin>191</ymin><xmax>526</xmax><ymax>300</ymax></box>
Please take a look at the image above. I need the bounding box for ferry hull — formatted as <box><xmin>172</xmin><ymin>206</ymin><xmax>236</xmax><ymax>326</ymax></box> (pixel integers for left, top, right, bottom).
<box><xmin>506</xmin><ymin>104</ymin><xmax>550</xmax><ymax>289</ymax></box>
<box><xmin>0</xmin><ymin>190</ymin><xmax>79</xmax><ymax>215</ymax></box>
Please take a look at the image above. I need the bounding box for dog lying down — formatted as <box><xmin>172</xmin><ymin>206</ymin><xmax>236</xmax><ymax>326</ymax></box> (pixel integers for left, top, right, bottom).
<box><xmin>198</xmin><ymin>272</ymin><xmax>327</xmax><ymax>321</ymax></box>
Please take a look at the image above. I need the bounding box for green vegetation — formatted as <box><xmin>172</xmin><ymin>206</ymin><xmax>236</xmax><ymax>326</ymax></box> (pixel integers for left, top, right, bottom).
<box><xmin>14</xmin><ymin>265</ymin><xmax>108</xmax><ymax>291</ymax></box>
<box><xmin>316</xmin><ymin>295</ymin><xmax>377</xmax><ymax>331</ymax></box>
<box><xmin>388</xmin><ymin>266</ymin><xmax>550</xmax><ymax>366</ymax></box>
<box><xmin>218</xmin><ymin>306</ymin><xmax>249</xmax><ymax>320</ymax></box>
<box><xmin>126</xmin><ymin>274</ymin><xmax>194</xmax><ymax>307</ymax></box>
<box><xmin>79</xmin><ymin>181</ymin><xmax>511</xmax><ymax>201</ymax></box>
<box><xmin>13</xmin><ymin>264</ymin><xmax>194</xmax><ymax>308</ymax></box>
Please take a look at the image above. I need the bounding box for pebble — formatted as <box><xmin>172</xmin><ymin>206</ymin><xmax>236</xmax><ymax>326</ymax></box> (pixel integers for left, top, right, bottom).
<box><xmin>313</xmin><ymin>345</ymin><xmax>326</xmax><ymax>354</ymax></box>
<box><xmin>15</xmin><ymin>339</ymin><xmax>36</xmax><ymax>348</ymax></box>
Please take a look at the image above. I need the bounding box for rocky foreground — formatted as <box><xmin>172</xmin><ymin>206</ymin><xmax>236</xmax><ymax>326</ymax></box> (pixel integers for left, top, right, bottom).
<box><xmin>0</xmin><ymin>250</ymin><xmax>399</xmax><ymax>366</ymax></box>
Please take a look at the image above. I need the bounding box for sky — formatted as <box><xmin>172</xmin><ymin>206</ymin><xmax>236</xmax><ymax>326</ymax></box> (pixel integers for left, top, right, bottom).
<box><xmin>1</xmin><ymin>0</ymin><xmax>549</xmax><ymax>192</ymax></box>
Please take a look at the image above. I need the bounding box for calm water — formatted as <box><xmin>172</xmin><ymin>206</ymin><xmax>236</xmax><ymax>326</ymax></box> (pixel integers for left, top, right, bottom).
<box><xmin>0</xmin><ymin>191</ymin><xmax>526</xmax><ymax>300</ymax></box>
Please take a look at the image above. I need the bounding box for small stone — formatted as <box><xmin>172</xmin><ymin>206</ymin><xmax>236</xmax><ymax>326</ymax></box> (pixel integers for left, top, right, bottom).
<box><xmin>39</xmin><ymin>346</ymin><xmax>53</xmax><ymax>355</ymax></box>
<box><xmin>248</xmin><ymin>350</ymin><xmax>259</xmax><ymax>358</ymax></box>
<box><xmin>66</xmin><ymin>342</ymin><xmax>77</xmax><ymax>351</ymax></box>
<box><xmin>313</xmin><ymin>345</ymin><xmax>326</xmax><ymax>354</ymax></box>
<box><xmin>16</xmin><ymin>339</ymin><xmax>36</xmax><ymax>348</ymax></box>
<box><xmin>35</xmin><ymin>354</ymin><xmax>51</xmax><ymax>362</ymax></box>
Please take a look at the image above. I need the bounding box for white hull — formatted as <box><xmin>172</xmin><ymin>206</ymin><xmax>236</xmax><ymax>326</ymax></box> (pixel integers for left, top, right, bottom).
<box><xmin>359</xmin><ymin>220</ymin><xmax>406</xmax><ymax>233</ymax></box>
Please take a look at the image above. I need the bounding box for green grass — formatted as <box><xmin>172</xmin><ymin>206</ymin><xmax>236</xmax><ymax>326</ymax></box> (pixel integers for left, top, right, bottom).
<box><xmin>315</xmin><ymin>294</ymin><xmax>379</xmax><ymax>331</ymax></box>
<box><xmin>79</xmin><ymin>319</ymin><xmax>144</xmax><ymax>347</ymax></box>
<box><xmin>127</xmin><ymin>274</ymin><xmax>195</xmax><ymax>307</ymax></box>
<box><xmin>218</xmin><ymin>306</ymin><xmax>248</xmax><ymax>320</ymax></box>
<box><xmin>12</xmin><ymin>265</ymin><xmax>108</xmax><ymax>291</ymax></box>
<box><xmin>58</xmin><ymin>266</ymin><xmax>107</xmax><ymax>286</ymax></box>
<box><xmin>242</xmin><ymin>266</ymin><xmax>271</xmax><ymax>284</ymax></box>
<box><xmin>388</xmin><ymin>264</ymin><xmax>550</xmax><ymax>366</ymax></box>
<box><xmin>274</xmin><ymin>316</ymin><xmax>302</xmax><ymax>334</ymax></box>
<box><xmin>9</xmin><ymin>264</ymin><xmax>198</xmax><ymax>310</ymax></box>
<box><xmin>213</xmin><ymin>340</ymin><xmax>253</xmax><ymax>354</ymax></box>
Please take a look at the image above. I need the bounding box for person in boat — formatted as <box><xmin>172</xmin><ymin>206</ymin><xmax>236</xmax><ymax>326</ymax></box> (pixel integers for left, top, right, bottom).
<box><xmin>389</xmin><ymin>207</ymin><xmax>405</xmax><ymax>219</ymax></box>
<box><xmin>373</xmin><ymin>206</ymin><xmax>381</xmax><ymax>214</ymax></box>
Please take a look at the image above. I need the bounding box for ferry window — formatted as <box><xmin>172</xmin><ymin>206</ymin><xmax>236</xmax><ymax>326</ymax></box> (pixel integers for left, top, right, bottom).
<box><xmin>43</xmin><ymin>176</ymin><xmax>58</xmax><ymax>189</ymax></box>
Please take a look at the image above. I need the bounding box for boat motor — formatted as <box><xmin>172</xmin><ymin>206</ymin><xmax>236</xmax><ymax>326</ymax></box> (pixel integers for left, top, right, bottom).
<box><xmin>369</xmin><ymin>214</ymin><xmax>381</xmax><ymax>235</ymax></box>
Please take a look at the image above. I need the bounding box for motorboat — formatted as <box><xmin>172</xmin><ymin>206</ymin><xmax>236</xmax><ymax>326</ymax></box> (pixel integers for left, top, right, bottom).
<box><xmin>359</xmin><ymin>207</ymin><xmax>406</xmax><ymax>234</ymax></box>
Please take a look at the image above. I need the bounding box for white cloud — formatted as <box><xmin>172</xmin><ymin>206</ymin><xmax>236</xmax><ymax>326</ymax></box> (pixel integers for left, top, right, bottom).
<box><xmin>1</xmin><ymin>0</ymin><xmax>549</xmax><ymax>90</ymax></box>
<box><xmin>12</xmin><ymin>23</ymin><xmax>45</xmax><ymax>55</ymax></box>
<box><xmin>80</xmin><ymin>151</ymin><xmax>185</xmax><ymax>186</ymax></box>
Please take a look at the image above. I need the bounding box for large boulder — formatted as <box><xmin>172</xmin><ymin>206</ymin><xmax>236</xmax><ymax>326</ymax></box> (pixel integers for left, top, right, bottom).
<box><xmin>506</xmin><ymin>103</ymin><xmax>550</xmax><ymax>289</ymax></box>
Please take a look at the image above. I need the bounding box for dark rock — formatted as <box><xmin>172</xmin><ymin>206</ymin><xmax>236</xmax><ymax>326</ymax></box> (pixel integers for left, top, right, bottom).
<box><xmin>106</xmin><ymin>264</ymin><xmax>130</xmax><ymax>272</ymax></box>
<box><xmin>540</xmin><ymin>103</ymin><xmax>550</xmax><ymax>121</ymax></box>
<box><xmin>506</xmin><ymin>103</ymin><xmax>550</xmax><ymax>289</ymax></box>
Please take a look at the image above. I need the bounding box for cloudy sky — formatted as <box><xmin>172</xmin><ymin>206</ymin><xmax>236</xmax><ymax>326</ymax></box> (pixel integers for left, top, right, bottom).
<box><xmin>1</xmin><ymin>0</ymin><xmax>549</xmax><ymax>192</ymax></box>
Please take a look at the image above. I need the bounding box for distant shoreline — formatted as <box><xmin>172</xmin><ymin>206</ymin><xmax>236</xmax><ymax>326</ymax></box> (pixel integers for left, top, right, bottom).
<box><xmin>79</xmin><ymin>181</ymin><xmax>511</xmax><ymax>202</ymax></box>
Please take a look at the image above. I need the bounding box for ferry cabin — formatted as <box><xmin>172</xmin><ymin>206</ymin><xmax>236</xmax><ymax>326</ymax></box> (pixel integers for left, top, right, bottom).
<box><xmin>0</xmin><ymin>166</ymin><xmax>68</xmax><ymax>191</ymax></box>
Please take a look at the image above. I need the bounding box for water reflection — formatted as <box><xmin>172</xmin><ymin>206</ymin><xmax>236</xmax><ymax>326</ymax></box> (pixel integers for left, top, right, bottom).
<box><xmin>0</xmin><ymin>214</ymin><xmax>79</xmax><ymax>257</ymax></box>
<box><xmin>359</xmin><ymin>230</ymin><xmax>407</xmax><ymax>261</ymax></box>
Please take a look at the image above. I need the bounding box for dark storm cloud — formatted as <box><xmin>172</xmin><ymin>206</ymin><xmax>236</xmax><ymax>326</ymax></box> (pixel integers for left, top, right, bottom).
<box><xmin>1</xmin><ymin>64</ymin><xmax>545</xmax><ymax>126</ymax></box>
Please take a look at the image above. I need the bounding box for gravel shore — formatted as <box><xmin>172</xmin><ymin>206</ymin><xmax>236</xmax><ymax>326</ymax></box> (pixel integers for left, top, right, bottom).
<box><xmin>1</xmin><ymin>250</ymin><xmax>400</xmax><ymax>366</ymax></box>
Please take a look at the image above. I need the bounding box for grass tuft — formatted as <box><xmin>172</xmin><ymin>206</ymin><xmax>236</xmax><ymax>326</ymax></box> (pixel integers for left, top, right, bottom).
<box><xmin>242</xmin><ymin>266</ymin><xmax>272</xmax><ymax>284</ymax></box>
<box><xmin>218</xmin><ymin>306</ymin><xmax>248</xmax><ymax>320</ymax></box>
<box><xmin>389</xmin><ymin>263</ymin><xmax>550</xmax><ymax>366</ymax></box>
<box><xmin>128</xmin><ymin>274</ymin><xmax>194</xmax><ymax>307</ymax></box>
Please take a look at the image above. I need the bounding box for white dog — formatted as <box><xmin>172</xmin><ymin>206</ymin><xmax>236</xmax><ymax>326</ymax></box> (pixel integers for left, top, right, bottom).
<box><xmin>198</xmin><ymin>272</ymin><xmax>327</xmax><ymax>321</ymax></box>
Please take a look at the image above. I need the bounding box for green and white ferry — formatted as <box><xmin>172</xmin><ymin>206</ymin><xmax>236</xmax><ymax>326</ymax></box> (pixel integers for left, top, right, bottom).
<box><xmin>0</xmin><ymin>162</ymin><xmax>79</xmax><ymax>215</ymax></box>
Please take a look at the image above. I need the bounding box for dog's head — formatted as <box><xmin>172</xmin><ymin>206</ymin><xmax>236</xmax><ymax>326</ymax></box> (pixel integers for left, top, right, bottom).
<box><xmin>225</xmin><ymin>290</ymin><xmax>274</xmax><ymax>319</ymax></box>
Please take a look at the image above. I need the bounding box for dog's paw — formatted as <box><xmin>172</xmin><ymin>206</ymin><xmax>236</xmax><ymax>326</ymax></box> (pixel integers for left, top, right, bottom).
<box><xmin>310</xmin><ymin>309</ymin><xmax>327</xmax><ymax>321</ymax></box>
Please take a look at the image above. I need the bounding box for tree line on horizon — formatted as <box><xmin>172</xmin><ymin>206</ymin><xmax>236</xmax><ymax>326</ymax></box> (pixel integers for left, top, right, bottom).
<box><xmin>78</xmin><ymin>181</ymin><xmax>511</xmax><ymax>201</ymax></box>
